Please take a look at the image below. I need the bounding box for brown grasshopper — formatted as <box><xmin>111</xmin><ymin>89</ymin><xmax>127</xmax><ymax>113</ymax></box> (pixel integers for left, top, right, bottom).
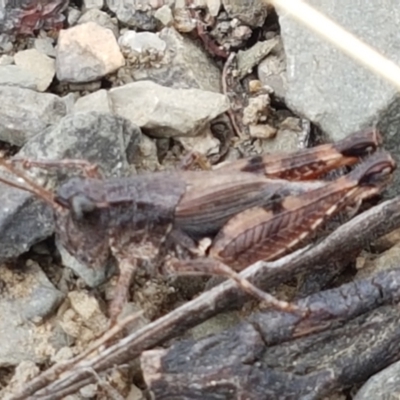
<box><xmin>0</xmin><ymin>127</ymin><xmax>392</xmax><ymax>321</ymax></box>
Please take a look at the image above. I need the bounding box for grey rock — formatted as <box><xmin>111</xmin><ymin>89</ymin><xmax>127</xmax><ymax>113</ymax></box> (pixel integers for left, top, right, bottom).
<box><xmin>61</xmin><ymin>92</ymin><xmax>79</xmax><ymax>114</ymax></box>
<box><xmin>207</xmin><ymin>0</ymin><xmax>221</xmax><ymax>17</ymax></box>
<box><xmin>83</xmin><ymin>0</ymin><xmax>104</xmax><ymax>10</ymax></box>
<box><xmin>154</xmin><ymin>5</ymin><xmax>174</xmax><ymax>26</ymax></box>
<box><xmin>0</xmin><ymin>34</ymin><xmax>13</xmax><ymax>52</ymax></box>
<box><xmin>278</xmin><ymin>0</ymin><xmax>400</xmax><ymax>196</ymax></box>
<box><xmin>34</xmin><ymin>37</ymin><xmax>57</xmax><ymax>58</ymax></box>
<box><xmin>67</xmin><ymin>6</ymin><xmax>82</xmax><ymax>26</ymax></box>
<box><xmin>0</xmin><ymin>55</ymin><xmax>13</xmax><ymax>65</ymax></box>
<box><xmin>105</xmin><ymin>0</ymin><xmax>157</xmax><ymax>30</ymax></box>
<box><xmin>19</xmin><ymin>112</ymin><xmax>140</xmax><ymax>176</ymax></box>
<box><xmin>0</xmin><ymin>86</ymin><xmax>67</xmax><ymax>146</ymax></box>
<box><xmin>14</xmin><ymin>48</ymin><xmax>56</xmax><ymax>92</ymax></box>
<box><xmin>19</xmin><ymin>260</ymin><xmax>65</xmax><ymax>321</ymax></box>
<box><xmin>354</xmin><ymin>360</ymin><xmax>400</xmax><ymax>399</ymax></box>
<box><xmin>237</xmin><ymin>38</ymin><xmax>282</xmax><ymax>80</ymax></box>
<box><xmin>222</xmin><ymin>0</ymin><xmax>267</xmax><ymax>27</ymax></box>
<box><xmin>78</xmin><ymin>9</ymin><xmax>119</xmax><ymax>38</ymax></box>
<box><xmin>257</xmin><ymin>38</ymin><xmax>287</xmax><ymax>100</ymax></box>
<box><xmin>109</xmin><ymin>80</ymin><xmax>230</xmax><ymax>137</ymax></box>
<box><xmin>0</xmin><ymin>262</ymin><xmax>67</xmax><ymax>366</ymax></box>
<box><xmin>118</xmin><ymin>30</ymin><xmax>166</xmax><ymax>55</ymax></box>
<box><xmin>56</xmin><ymin>22</ymin><xmax>125</xmax><ymax>83</ymax></box>
<box><xmin>0</xmin><ymin>65</ymin><xmax>38</xmax><ymax>89</ymax></box>
<box><xmin>73</xmin><ymin>89</ymin><xmax>112</xmax><ymax>114</ymax></box>
<box><xmin>177</xmin><ymin>128</ymin><xmax>220</xmax><ymax>157</ymax></box>
<box><xmin>0</xmin><ymin>188</ymin><xmax>54</xmax><ymax>263</ymax></box>
<box><xmin>122</xmin><ymin>27</ymin><xmax>222</xmax><ymax>92</ymax></box>
<box><xmin>57</xmin><ymin>244</ymin><xmax>112</xmax><ymax>288</ymax></box>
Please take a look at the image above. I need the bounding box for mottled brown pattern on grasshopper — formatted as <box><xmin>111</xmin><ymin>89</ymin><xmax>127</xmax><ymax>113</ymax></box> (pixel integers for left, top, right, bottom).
<box><xmin>0</xmin><ymin>127</ymin><xmax>391</xmax><ymax>320</ymax></box>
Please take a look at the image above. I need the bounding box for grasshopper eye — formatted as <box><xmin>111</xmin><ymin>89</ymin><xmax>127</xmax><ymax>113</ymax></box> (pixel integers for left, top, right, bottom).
<box><xmin>71</xmin><ymin>194</ymin><xmax>97</xmax><ymax>219</ymax></box>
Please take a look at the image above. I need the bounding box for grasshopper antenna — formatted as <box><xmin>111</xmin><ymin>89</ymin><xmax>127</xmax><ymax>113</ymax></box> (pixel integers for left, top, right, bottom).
<box><xmin>0</xmin><ymin>156</ymin><xmax>62</xmax><ymax>210</ymax></box>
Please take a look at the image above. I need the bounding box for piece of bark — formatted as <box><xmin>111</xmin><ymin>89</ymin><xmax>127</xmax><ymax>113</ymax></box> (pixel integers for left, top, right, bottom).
<box><xmin>252</xmin><ymin>267</ymin><xmax>400</xmax><ymax>346</ymax></box>
<box><xmin>142</xmin><ymin>303</ymin><xmax>400</xmax><ymax>400</ymax></box>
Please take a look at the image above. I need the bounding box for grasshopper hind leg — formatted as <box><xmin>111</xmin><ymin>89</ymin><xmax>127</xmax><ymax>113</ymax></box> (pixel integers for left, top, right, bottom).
<box><xmin>164</xmin><ymin>257</ymin><xmax>308</xmax><ymax>315</ymax></box>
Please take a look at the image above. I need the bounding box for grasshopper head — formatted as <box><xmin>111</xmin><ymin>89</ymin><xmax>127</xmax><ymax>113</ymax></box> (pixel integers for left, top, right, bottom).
<box><xmin>55</xmin><ymin>177</ymin><xmax>105</xmax><ymax>219</ymax></box>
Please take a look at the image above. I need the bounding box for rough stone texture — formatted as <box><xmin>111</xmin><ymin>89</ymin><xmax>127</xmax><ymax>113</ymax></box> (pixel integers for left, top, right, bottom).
<box><xmin>105</xmin><ymin>0</ymin><xmax>157</xmax><ymax>31</ymax></box>
<box><xmin>0</xmin><ymin>65</ymin><xmax>38</xmax><ymax>89</ymax></box>
<box><xmin>109</xmin><ymin>80</ymin><xmax>230</xmax><ymax>137</ymax></box>
<box><xmin>279</xmin><ymin>0</ymin><xmax>397</xmax><ymax>140</ymax></box>
<box><xmin>222</xmin><ymin>0</ymin><xmax>267</xmax><ymax>27</ymax></box>
<box><xmin>278</xmin><ymin>0</ymin><xmax>400</xmax><ymax>197</ymax></box>
<box><xmin>0</xmin><ymin>85</ymin><xmax>67</xmax><ymax>146</ymax></box>
<box><xmin>77</xmin><ymin>8</ymin><xmax>119</xmax><ymax>38</ymax></box>
<box><xmin>118</xmin><ymin>30</ymin><xmax>166</xmax><ymax>55</ymax></box>
<box><xmin>257</xmin><ymin>38</ymin><xmax>287</xmax><ymax>100</ymax></box>
<box><xmin>19</xmin><ymin>111</ymin><xmax>139</xmax><ymax>174</ymax></box>
<box><xmin>34</xmin><ymin>37</ymin><xmax>56</xmax><ymax>57</ymax></box>
<box><xmin>0</xmin><ymin>262</ymin><xmax>67</xmax><ymax>367</ymax></box>
<box><xmin>124</xmin><ymin>27</ymin><xmax>222</xmax><ymax>93</ymax></box>
<box><xmin>237</xmin><ymin>37</ymin><xmax>281</xmax><ymax>80</ymax></box>
<box><xmin>354</xmin><ymin>360</ymin><xmax>400</xmax><ymax>399</ymax></box>
<box><xmin>14</xmin><ymin>48</ymin><xmax>56</xmax><ymax>91</ymax></box>
<box><xmin>56</xmin><ymin>22</ymin><xmax>125</xmax><ymax>83</ymax></box>
<box><xmin>0</xmin><ymin>188</ymin><xmax>54</xmax><ymax>263</ymax></box>
<box><xmin>73</xmin><ymin>89</ymin><xmax>112</xmax><ymax>114</ymax></box>
<box><xmin>83</xmin><ymin>0</ymin><xmax>104</xmax><ymax>11</ymax></box>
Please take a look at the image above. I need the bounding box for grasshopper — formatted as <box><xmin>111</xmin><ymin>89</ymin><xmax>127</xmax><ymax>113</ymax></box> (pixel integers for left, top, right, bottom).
<box><xmin>0</xmin><ymin>127</ymin><xmax>393</xmax><ymax>321</ymax></box>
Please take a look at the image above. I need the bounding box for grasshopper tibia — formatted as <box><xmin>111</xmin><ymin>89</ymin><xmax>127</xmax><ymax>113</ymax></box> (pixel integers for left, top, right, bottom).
<box><xmin>165</xmin><ymin>257</ymin><xmax>307</xmax><ymax>315</ymax></box>
<box><xmin>108</xmin><ymin>257</ymin><xmax>138</xmax><ymax>326</ymax></box>
<box><xmin>11</xmin><ymin>158</ymin><xmax>102</xmax><ymax>178</ymax></box>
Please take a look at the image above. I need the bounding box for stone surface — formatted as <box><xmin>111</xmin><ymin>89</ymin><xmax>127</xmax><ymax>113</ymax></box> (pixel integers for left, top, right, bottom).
<box><xmin>83</xmin><ymin>0</ymin><xmax>104</xmax><ymax>10</ymax></box>
<box><xmin>279</xmin><ymin>0</ymin><xmax>393</xmax><ymax>141</ymax></box>
<box><xmin>354</xmin><ymin>360</ymin><xmax>400</xmax><ymax>399</ymax></box>
<box><xmin>73</xmin><ymin>89</ymin><xmax>112</xmax><ymax>114</ymax></box>
<box><xmin>237</xmin><ymin>37</ymin><xmax>281</xmax><ymax>80</ymax></box>
<box><xmin>105</xmin><ymin>0</ymin><xmax>157</xmax><ymax>30</ymax></box>
<box><xmin>0</xmin><ymin>262</ymin><xmax>67</xmax><ymax>367</ymax></box>
<box><xmin>177</xmin><ymin>128</ymin><xmax>220</xmax><ymax>156</ymax></box>
<box><xmin>109</xmin><ymin>80</ymin><xmax>230</xmax><ymax>137</ymax></box>
<box><xmin>0</xmin><ymin>85</ymin><xmax>67</xmax><ymax>146</ymax></box>
<box><xmin>77</xmin><ymin>8</ymin><xmax>119</xmax><ymax>38</ymax></box>
<box><xmin>0</xmin><ymin>187</ymin><xmax>54</xmax><ymax>264</ymax></box>
<box><xmin>0</xmin><ymin>54</ymin><xmax>13</xmax><ymax>65</ymax></box>
<box><xmin>34</xmin><ymin>37</ymin><xmax>56</xmax><ymax>57</ymax></box>
<box><xmin>14</xmin><ymin>48</ymin><xmax>56</xmax><ymax>91</ymax></box>
<box><xmin>56</xmin><ymin>22</ymin><xmax>125</xmax><ymax>83</ymax></box>
<box><xmin>222</xmin><ymin>0</ymin><xmax>267</xmax><ymax>27</ymax></box>
<box><xmin>207</xmin><ymin>0</ymin><xmax>221</xmax><ymax>17</ymax></box>
<box><xmin>120</xmin><ymin>27</ymin><xmax>222</xmax><ymax>92</ymax></box>
<box><xmin>118</xmin><ymin>30</ymin><xmax>166</xmax><ymax>55</ymax></box>
<box><xmin>154</xmin><ymin>5</ymin><xmax>173</xmax><ymax>26</ymax></box>
<box><xmin>257</xmin><ymin>37</ymin><xmax>287</xmax><ymax>100</ymax></box>
<box><xmin>0</xmin><ymin>65</ymin><xmax>38</xmax><ymax>89</ymax></box>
